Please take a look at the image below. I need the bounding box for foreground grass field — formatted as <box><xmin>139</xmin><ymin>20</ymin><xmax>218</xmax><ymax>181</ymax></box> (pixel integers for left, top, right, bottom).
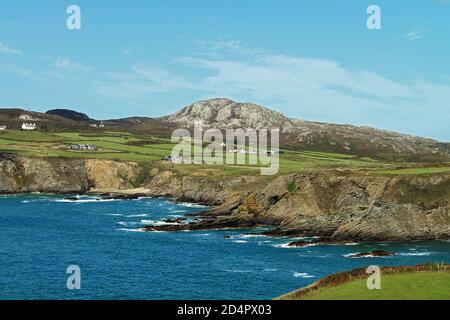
<box><xmin>298</xmin><ymin>272</ymin><xmax>450</xmax><ymax>300</ymax></box>
<box><xmin>1</xmin><ymin>130</ymin><xmax>449</xmax><ymax>176</ymax></box>
<box><xmin>277</xmin><ymin>264</ymin><xmax>450</xmax><ymax>300</ymax></box>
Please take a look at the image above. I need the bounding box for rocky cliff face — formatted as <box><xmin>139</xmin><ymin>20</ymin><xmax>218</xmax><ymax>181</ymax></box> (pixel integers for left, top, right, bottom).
<box><xmin>1</xmin><ymin>153</ymin><xmax>449</xmax><ymax>241</ymax></box>
<box><xmin>0</xmin><ymin>153</ymin><xmax>145</xmax><ymax>194</ymax></box>
<box><xmin>230</xmin><ymin>171</ymin><xmax>450</xmax><ymax>241</ymax></box>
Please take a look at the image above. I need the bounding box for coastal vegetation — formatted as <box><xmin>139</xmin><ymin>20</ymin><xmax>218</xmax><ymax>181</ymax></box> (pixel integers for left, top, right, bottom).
<box><xmin>277</xmin><ymin>263</ymin><xmax>450</xmax><ymax>300</ymax></box>
<box><xmin>1</xmin><ymin>130</ymin><xmax>448</xmax><ymax>177</ymax></box>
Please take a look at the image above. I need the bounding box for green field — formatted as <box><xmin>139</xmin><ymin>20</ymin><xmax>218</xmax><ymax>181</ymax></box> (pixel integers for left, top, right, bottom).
<box><xmin>1</xmin><ymin>130</ymin><xmax>448</xmax><ymax>177</ymax></box>
<box><xmin>294</xmin><ymin>272</ymin><xmax>450</xmax><ymax>300</ymax></box>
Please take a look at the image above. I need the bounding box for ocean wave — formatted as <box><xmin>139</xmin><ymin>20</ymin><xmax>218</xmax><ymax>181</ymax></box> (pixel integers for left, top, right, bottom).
<box><xmin>399</xmin><ymin>251</ymin><xmax>432</xmax><ymax>257</ymax></box>
<box><xmin>140</xmin><ymin>219</ymin><xmax>183</xmax><ymax>226</ymax></box>
<box><xmin>232</xmin><ymin>240</ymin><xmax>248</xmax><ymax>244</ymax></box>
<box><xmin>273</xmin><ymin>242</ymin><xmax>317</xmax><ymax>249</ymax></box>
<box><xmin>273</xmin><ymin>243</ymin><xmax>292</xmax><ymax>249</ymax></box>
<box><xmin>126</xmin><ymin>214</ymin><xmax>149</xmax><ymax>218</ymax></box>
<box><xmin>226</xmin><ymin>234</ymin><xmax>267</xmax><ymax>240</ymax></box>
<box><xmin>291</xmin><ymin>236</ymin><xmax>320</xmax><ymax>241</ymax></box>
<box><xmin>239</xmin><ymin>234</ymin><xmax>268</xmax><ymax>239</ymax></box>
<box><xmin>343</xmin><ymin>252</ymin><xmax>394</xmax><ymax>258</ymax></box>
<box><xmin>107</xmin><ymin>213</ymin><xmax>124</xmax><ymax>216</ymax></box>
<box><xmin>169</xmin><ymin>210</ymin><xmax>188</xmax><ymax>214</ymax></box>
<box><xmin>177</xmin><ymin>202</ymin><xmax>207</xmax><ymax>208</ymax></box>
<box><xmin>293</xmin><ymin>272</ymin><xmax>315</xmax><ymax>279</ymax></box>
<box><xmin>117</xmin><ymin>228</ymin><xmax>145</xmax><ymax>233</ymax></box>
<box><xmin>55</xmin><ymin>198</ymin><xmax>118</xmax><ymax>203</ymax></box>
<box><xmin>224</xmin><ymin>269</ymin><xmax>253</xmax><ymax>273</ymax></box>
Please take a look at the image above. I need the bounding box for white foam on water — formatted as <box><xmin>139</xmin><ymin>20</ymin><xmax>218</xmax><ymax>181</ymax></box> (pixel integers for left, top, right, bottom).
<box><xmin>117</xmin><ymin>228</ymin><xmax>145</xmax><ymax>233</ymax></box>
<box><xmin>170</xmin><ymin>210</ymin><xmax>188</xmax><ymax>214</ymax></box>
<box><xmin>343</xmin><ymin>252</ymin><xmax>395</xmax><ymax>258</ymax></box>
<box><xmin>232</xmin><ymin>240</ymin><xmax>247</xmax><ymax>243</ymax></box>
<box><xmin>273</xmin><ymin>242</ymin><xmax>317</xmax><ymax>249</ymax></box>
<box><xmin>126</xmin><ymin>214</ymin><xmax>149</xmax><ymax>218</ymax></box>
<box><xmin>291</xmin><ymin>236</ymin><xmax>320</xmax><ymax>241</ymax></box>
<box><xmin>107</xmin><ymin>213</ymin><xmax>123</xmax><ymax>216</ymax></box>
<box><xmin>238</xmin><ymin>234</ymin><xmax>268</xmax><ymax>239</ymax></box>
<box><xmin>177</xmin><ymin>202</ymin><xmax>207</xmax><ymax>208</ymax></box>
<box><xmin>55</xmin><ymin>198</ymin><xmax>118</xmax><ymax>203</ymax></box>
<box><xmin>293</xmin><ymin>272</ymin><xmax>315</xmax><ymax>278</ymax></box>
<box><xmin>224</xmin><ymin>269</ymin><xmax>253</xmax><ymax>273</ymax></box>
<box><xmin>140</xmin><ymin>219</ymin><xmax>182</xmax><ymax>226</ymax></box>
<box><xmin>273</xmin><ymin>243</ymin><xmax>293</xmax><ymax>249</ymax></box>
<box><xmin>399</xmin><ymin>251</ymin><xmax>432</xmax><ymax>256</ymax></box>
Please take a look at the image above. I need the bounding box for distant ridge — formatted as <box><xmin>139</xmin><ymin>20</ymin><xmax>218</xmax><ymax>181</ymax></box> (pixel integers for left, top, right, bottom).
<box><xmin>46</xmin><ymin>109</ymin><xmax>91</xmax><ymax>122</ymax></box>
<box><xmin>0</xmin><ymin>98</ymin><xmax>449</xmax><ymax>161</ymax></box>
<box><xmin>161</xmin><ymin>98</ymin><xmax>450</xmax><ymax>162</ymax></box>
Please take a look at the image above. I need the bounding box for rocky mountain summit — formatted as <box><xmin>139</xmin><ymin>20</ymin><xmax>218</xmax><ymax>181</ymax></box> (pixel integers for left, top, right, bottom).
<box><xmin>163</xmin><ymin>98</ymin><xmax>296</xmax><ymax>131</ymax></box>
<box><xmin>162</xmin><ymin>98</ymin><xmax>450</xmax><ymax>161</ymax></box>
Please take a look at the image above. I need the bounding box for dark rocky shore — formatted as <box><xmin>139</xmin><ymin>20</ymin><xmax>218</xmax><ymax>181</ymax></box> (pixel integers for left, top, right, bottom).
<box><xmin>1</xmin><ymin>153</ymin><xmax>450</xmax><ymax>243</ymax></box>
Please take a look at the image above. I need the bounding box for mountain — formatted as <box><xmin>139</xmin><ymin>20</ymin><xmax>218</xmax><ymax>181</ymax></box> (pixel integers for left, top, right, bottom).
<box><xmin>162</xmin><ymin>98</ymin><xmax>450</xmax><ymax>162</ymax></box>
<box><xmin>1</xmin><ymin>98</ymin><xmax>449</xmax><ymax>162</ymax></box>
<box><xmin>162</xmin><ymin>98</ymin><xmax>296</xmax><ymax>131</ymax></box>
<box><xmin>46</xmin><ymin>109</ymin><xmax>91</xmax><ymax>122</ymax></box>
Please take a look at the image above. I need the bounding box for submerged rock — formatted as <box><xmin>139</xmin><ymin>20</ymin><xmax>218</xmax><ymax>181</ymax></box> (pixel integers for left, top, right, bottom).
<box><xmin>64</xmin><ymin>197</ymin><xmax>80</xmax><ymax>201</ymax></box>
<box><xmin>348</xmin><ymin>250</ymin><xmax>395</xmax><ymax>258</ymax></box>
<box><xmin>163</xmin><ymin>217</ymin><xmax>187</xmax><ymax>224</ymax></box>
<box><xmin>288</xmin><ymin>240</ymin><xmax>319</xmax><ymax>247</ymax></box>
<box><xmin>101</xmin><ymin>193</ymin><xmax>146</xmax><ymax>200</ymax></box>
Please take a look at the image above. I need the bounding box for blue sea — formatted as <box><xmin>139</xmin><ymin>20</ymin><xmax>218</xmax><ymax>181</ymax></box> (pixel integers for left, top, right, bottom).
<box><xmin>1</xmin><ymin>194</ymin><xmax>449</xmax><ymax>300</ymax></box>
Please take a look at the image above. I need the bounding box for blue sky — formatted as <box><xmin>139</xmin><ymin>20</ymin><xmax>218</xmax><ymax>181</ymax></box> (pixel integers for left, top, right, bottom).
<box><xmin>0</xmin><ymin>0</ymin><xmax>449</xmax><ymax>141</ymax></box>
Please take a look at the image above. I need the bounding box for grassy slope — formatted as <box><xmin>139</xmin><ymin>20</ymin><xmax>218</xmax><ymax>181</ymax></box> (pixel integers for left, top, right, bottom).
<box><xmin>297</xmin><ymin>272</ymin><xmax>450</xmax><ymax>300</ymax></box>
<box><xmin>1</xmin><ymin>130</ymin><xmax>449</xmax><ymax>177</ymax></box>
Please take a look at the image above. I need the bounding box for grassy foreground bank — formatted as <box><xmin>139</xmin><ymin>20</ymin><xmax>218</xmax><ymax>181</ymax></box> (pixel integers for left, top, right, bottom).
<box><xmin>277</xmin><ymin>264</ymin><xmax>450</xmax><ymax>300</ymax></box>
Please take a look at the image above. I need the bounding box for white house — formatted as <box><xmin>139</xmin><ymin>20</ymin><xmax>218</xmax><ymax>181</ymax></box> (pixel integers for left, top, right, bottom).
<box><xmin>68</xmin><ymin>144</ymin><xmax>97</xmax><ymax>151</ymax></box>
<box><xmin>22</xmin><ymin>123</ymin><xmax>37</xmax><ymax>131</ymax></box>
<box><xmin>0</xmin><ymin>125</ymin><xmax>6</xmax><ymax>131</ymax></box>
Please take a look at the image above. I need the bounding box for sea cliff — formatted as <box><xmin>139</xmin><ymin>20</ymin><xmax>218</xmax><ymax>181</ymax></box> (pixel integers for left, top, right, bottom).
<box><xmin>1</xmin><ymin>153</ymin><xmax>449</xmax><ymax>241</ymax></box>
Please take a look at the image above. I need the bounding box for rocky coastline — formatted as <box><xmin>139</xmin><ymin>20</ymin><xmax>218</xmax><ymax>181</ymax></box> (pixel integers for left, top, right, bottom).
<box><xmin>1</xmin><ymin>153</ymin><xmax>449</xmax><ymax>243</ymax></box>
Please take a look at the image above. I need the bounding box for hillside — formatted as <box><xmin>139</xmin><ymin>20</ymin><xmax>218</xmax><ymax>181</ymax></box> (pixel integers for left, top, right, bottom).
<box><xmin>162</xmin><ymin>98</ymin><xmax>450</xmax><ymax>162</ymax></box>
<box><xmin>46</xmin><ymin>109</ymin><xmax>91</xmax><ymax>122</ymax></box>
<box><xmin>1</xmin><ymin>98</ymin><xmax>449</xmax><ymax>161</ymax></box>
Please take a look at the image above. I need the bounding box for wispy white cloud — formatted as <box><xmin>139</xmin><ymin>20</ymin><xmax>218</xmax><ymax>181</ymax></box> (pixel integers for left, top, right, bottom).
<box><xmin>94</xmin><ymin>39</ymin><xmax>450</xmax><ymax>139</ymax></box>
<box><xmin>0</xmin><ymin>64</ymin><xmax>36</xmax><ymax>79</ymax></box>
<box><xmin>36</xmin><ymin>55</ymin><xmax>91</xmax><ymax>80</ymax></box>
<box><xmin>405</xmin><ymin>28</ymin><xmax>430</xmax><ymax>42</ymax></box>
<box><xmin>95</xmin><ymin>64</ymin><xmax>196</xmax><ymax>98</ymax></box>
<box><xmin>0</xmin><ymin>41</ymin><xmax>22</xmax><ymax>55</ymax></box>
<box><xmin>122</xmin><ymin>45</ymin><xmax>142</xmax><ymax>55</ymax></box>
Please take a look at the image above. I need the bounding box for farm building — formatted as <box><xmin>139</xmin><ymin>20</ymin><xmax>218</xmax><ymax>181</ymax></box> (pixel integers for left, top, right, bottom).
<box><xmin>68</xmin><ymin>144</ymin><xmax>97</xmax><ymax>151</ymax></box>
<box><xmin>21</xmin><ymin>123</ymin><xmax>36</xmax><ymax>131</ymax></box>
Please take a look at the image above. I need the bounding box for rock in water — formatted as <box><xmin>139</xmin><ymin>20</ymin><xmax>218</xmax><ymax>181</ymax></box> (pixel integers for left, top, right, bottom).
<box><xmin>348</xmin><ymin>250</ymin><xmax>395</xmax><ymax>258</ymax></box>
